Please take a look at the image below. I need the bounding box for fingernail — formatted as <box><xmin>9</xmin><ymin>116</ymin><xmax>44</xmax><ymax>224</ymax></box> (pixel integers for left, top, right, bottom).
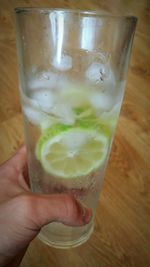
<box><xmin>82</xmin><ymin>207</ymin><xmax>91</xmax><ymax>224</ymax></box>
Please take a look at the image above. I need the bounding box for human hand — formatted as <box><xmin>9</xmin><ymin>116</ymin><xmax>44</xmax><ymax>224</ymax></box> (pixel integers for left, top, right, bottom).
<box><xmin>0</xmin><ymin>146</ymin><xmax>91</xmax><ymax>267</ymax></box>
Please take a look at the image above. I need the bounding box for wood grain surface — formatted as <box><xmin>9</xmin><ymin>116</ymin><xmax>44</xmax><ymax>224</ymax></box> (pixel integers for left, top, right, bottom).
<box><xmin>0</xmin><ymin>1</ymin><xmax>150</xmax><ymax>267</ymax></box>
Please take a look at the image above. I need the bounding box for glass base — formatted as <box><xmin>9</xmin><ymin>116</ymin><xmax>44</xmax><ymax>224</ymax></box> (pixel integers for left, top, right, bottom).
<box><xmin>38</xmin><ymin>224</ymin><xmax>94</xmax><ymax>249</ymax></box>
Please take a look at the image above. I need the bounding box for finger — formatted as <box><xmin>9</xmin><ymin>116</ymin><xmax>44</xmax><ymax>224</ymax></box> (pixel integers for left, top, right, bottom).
<box><xmin>2</xmin><ymin>145</ymin><xmax>28</xmax><ymax>174</ymax></box>
<box><xmin>13</xmin><ymin>146</ymin><xmax>30</xmax><ymax>187</ymax></box>
<box><xmin>0</xmin><ymin>146</ymin><xmax>29</xmax><ymax>199</ymax></box>
<box><xmin>10</xmin><ymin>145</ymin><xmax>27</xmax><ymax>172</ymax></box>
<box><xmin>30</xmin><ymin>194</ymin><xmax>92</xmax><ymax>228</ymax></box>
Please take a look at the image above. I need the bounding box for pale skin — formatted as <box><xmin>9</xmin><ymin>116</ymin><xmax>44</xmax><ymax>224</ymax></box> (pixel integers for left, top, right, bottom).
<box><xmin>0</xmin><ymin>146</ymin><xmax>91</xmax><ymax>267</ymax></box>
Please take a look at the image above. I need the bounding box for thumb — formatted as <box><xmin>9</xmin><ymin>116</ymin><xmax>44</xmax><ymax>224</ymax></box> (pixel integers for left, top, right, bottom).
<box><xmin>27</xmin><ymin>193</ymin><xmax>91</xmax><ymax>228</ymax></box>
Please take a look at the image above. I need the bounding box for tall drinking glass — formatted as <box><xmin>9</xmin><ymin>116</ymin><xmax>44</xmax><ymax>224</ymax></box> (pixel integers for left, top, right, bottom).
<box><xmin>15</xmin><ymin>8</ymin><xmax>137</xmax><ymax>248</ymax></box>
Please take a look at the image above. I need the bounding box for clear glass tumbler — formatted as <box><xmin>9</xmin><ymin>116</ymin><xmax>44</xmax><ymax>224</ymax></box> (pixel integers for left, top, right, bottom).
<box><xmin>15</xmin><ymin>8</ymin><xmax>137</xmax><ymax>248</ymax></box>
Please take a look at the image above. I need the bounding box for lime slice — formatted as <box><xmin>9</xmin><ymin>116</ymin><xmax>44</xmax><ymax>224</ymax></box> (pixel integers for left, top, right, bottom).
<box><xmin>36</xmin><ymin>126</ymin><xmax>109</xmax><ymax>179</ymax></box>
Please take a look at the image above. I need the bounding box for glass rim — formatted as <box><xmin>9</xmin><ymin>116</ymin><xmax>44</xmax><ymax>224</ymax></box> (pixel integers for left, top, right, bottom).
<box><xmin>14</xmin><ymin>7</ymin><xmax>137</xmax><ymax>21</ymax></box>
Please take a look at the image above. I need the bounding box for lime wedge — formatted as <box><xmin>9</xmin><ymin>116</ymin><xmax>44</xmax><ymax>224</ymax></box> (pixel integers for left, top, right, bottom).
<box><xmin>36</xmin><ymin>126</ymin><xmax>109</xmax><ymax>179</ymax></box>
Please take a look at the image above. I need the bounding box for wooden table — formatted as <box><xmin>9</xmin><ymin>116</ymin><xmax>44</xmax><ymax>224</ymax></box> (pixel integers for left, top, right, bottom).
<box><xmin>0</xmin><ymin>1</ymin><xmax>149</xmax><ymax>266</ymax></box>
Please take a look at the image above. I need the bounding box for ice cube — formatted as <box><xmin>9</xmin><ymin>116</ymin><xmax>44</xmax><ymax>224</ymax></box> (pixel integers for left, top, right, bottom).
<box><xmin>86</xmin><ymin>63</ymin><xmax>104</xmax><ymax>83</ymax></box>
<box><xmin>28</xmin><ymin>71</ymin><xmax>58</xmax><ymax>90</ymax></box>
<box><xmin>52</xmin><ymin>103</ymin><xmax>75</xmax><ymax>125</ymax></box>
<box><xmin>30</xmin><ymin>90</ymin><xmax>56</xmax><ymax>113</ymax></box>
<box><xmin>21</xmin><ymin>91</ymin><xmax>39</xmax><ymax>109</ymax></box>
<box><xmin>90</xmin><ymin>91</ymin><xmax>115</xmax><ymax>111</ymax></box>
<box><xmin>52</xmin><ymin>54</ymin><xmax>72</xmax><ymax>71</ymax></box>
<box><xmin>23</xmin><ymin>105</ymin><xmax>51</xmax><ymax>127</ymax></box>
<box><xmin>85</xmin><ymin>62</ymin><xmax>115</xmax><ymax>87</ymax></box>
<box><xmin>58</xmin><ymin>82</ymin><xmax>91</xmax><ymax>108</ymax></box>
